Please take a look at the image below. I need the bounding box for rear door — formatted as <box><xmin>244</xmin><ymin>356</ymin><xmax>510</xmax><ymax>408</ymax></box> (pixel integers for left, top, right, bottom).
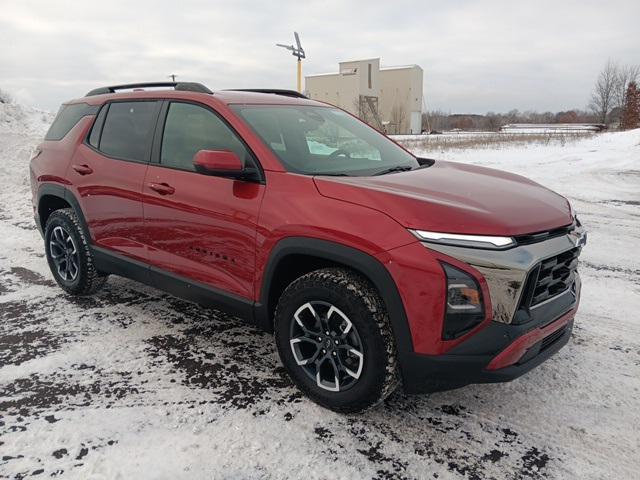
<box><xmin>70</xmin><ymin>100</ymin><xmax>160</xmax><ymax>262</ymax></box>
<box><xmin>142</xmin><ymin>101</ymin><xmax>265</xmax><ymax>300</ymax></box>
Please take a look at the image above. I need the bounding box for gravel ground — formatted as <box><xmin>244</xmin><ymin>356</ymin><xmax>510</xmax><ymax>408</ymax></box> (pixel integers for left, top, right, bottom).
<box><xmin>1</xmin><ymin>129</ymin><xmax>639</xmax><ymax>479</ymax></box>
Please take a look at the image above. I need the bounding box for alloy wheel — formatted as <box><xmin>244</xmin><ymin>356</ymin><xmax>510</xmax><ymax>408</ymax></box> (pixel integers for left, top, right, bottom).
<box><xmin>49</xmin><ymin>226</ymin><xmax>79</xmax><ymax>282</ymax></box>
<box><xmin>289</xmin><ymin>301</ymin><xmax>364</xmax><ymax>392</ymax></box>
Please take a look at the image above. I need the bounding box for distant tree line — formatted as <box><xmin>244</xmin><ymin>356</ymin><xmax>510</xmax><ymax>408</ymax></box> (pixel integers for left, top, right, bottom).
<box><xmin>422</xmin><ymin>60</ymin><xmax>639</xmax><ymax>133</ymax></box>
<box><xmin>589</xmin><ymin>60</ymin><xmax>640</xmax><ymax>127</ymax></box>
<box><xmin>422</xmin><ymin>109</ymin><xmax>598</xmax><ymax>132</ymax></box>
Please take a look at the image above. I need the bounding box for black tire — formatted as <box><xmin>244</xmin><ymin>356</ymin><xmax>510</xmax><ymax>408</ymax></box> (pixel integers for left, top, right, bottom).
<box><xmin>274</xmin><ymin>268</ymin><xmax>398</xmax><ymax>413</ymax></box>
<box><xmin>44</xmin><ymin>208</ymin><xmax>107</xmax><ymax>295</ymax></box>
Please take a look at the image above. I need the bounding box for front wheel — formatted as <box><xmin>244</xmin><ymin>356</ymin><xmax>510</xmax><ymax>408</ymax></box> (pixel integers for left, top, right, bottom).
<box><xmin>274</xmin><ymin>268</ymin><xmax>398</xmax><ymax>413</ymax></box>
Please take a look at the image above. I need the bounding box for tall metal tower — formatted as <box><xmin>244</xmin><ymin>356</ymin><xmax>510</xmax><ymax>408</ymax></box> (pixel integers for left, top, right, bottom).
<box><xmin>276</xmin><ymin>32</ymin><xmax>306</xmax><ymax>93</ymax></box>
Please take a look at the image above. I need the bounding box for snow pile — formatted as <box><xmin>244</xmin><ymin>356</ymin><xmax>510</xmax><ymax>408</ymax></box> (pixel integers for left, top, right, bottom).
<box><xmin>0</xmin><ymin>88</ymin><xmax>54</xmax><ymax>136</ymax></box>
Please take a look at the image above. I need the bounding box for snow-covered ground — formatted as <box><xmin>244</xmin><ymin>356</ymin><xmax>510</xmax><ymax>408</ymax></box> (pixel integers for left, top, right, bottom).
<box><xmin>1</xmin><ymin>98</ymin><xmax>639</xmax><ymax>479</ymax></box>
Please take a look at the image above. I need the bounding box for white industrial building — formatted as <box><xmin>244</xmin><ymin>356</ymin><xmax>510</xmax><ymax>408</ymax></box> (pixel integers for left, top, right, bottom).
<box><xmin>305</xmin><ymin>58</ymin><xmax>423</xmax><ymax>134</ymax></box>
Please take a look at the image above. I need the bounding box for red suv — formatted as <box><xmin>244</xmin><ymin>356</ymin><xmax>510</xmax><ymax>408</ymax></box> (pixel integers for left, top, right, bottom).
<box><xmin>30</xmin><ymin>82</ymin><xmax>586</xmax><ymax>412</ymax></box>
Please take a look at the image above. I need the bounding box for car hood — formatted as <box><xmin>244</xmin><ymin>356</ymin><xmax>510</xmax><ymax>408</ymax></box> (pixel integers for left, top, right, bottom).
<box><xmin>313</xmin><ymin>161</ymin><xmax>572</xmax><ymax>236</ymax></box>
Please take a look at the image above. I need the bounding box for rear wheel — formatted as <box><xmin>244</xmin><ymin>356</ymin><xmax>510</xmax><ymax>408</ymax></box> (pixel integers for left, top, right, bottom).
<box><xmin>274</xmin><ymin>268</ymin><xmax>398</xmax><ymax>413</ymax></box>
<box><xmin>44</xmin><ymin>208</ymin><xmax>107</xmax><ymax>295</ymax></box>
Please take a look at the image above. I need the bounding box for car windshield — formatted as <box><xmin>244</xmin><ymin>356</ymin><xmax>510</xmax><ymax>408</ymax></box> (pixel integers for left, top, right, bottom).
<box><xmin>231</xmin><ymin>105</ymin><xmax>419</xmax><ymax>176</ymax></box>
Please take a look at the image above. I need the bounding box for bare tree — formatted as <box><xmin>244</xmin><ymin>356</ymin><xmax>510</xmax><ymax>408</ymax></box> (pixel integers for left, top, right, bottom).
<box><xmin>421</xmin><ymin>112</ymin><xmax>430</xmax><ymax>132</ymax></box>
<box><xmin>390</xmin><ymin>102</ymin><xmax>407</xmax><ymax>134</ymax></box>
<box><xmin>426</xmin><ymin>110</ymin><xmax>451</xmax><ymax>131</ymax></box>
<box><xmin>590</xmin><ymin>60</ymin><xmax>618</xmax><ymax>123</ymax></box>
<box><xmin>352</xmin><ymin>97</ymin><xmax>372</xmax><ymax>125</ymax></box>
<box><xmin>613</xmin><ymin>64</ymin><xmax>640</xmax><ymax>112</ymax></box>
<box><xmin>352</xmin><ymin>96</ymin><xmax>385</xmax><ymax>131</ymax></box>
<box><xmin>485</xmin><ymin>112</ymin><xmax>501</xmax><ymax>131</ymax></box>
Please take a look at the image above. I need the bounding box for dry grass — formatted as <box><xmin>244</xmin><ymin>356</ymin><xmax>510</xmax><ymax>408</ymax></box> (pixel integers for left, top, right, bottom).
<box><xmin>394</xmin><ymin>132</ymin><xmax>595</xmax><ymax>152</ymax></box>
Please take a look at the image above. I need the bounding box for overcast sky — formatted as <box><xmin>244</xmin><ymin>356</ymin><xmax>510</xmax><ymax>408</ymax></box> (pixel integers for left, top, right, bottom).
<box><xmin>1</xmin><ymin>0</ymin><xmax>638</xmax><ymax>113</ymax></box>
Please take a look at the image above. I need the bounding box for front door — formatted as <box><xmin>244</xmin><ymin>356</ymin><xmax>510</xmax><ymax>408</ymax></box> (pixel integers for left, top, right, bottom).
<box><xmin>142</xmin><ymin>101</ymin><xmax>265</xmax><ymax>300</ymax></box>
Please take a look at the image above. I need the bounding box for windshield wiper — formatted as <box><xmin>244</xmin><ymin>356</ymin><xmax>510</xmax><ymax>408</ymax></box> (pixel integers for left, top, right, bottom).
<box><xmin>373</xmin><ymin>166</ymin><xmax>414</xmax><ymax>176</ymax></box>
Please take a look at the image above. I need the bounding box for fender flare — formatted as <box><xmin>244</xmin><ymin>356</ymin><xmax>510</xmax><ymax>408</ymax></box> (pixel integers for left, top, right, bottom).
<box><xmin>256</xmin><ymin>237</ymin><xmax>415</xmax><ymax>358</ymax></box>
<box><xmin>37</xmin><ymin>184</ymin><xmax>91</xmax><ymax>240</ymax></box>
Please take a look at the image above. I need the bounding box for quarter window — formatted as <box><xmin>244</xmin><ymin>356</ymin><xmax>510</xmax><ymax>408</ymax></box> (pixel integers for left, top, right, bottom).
<box><xmin>161</xmin><ymin>102</ymin><xmax>252</xmax><ymax>172</ymax></box>
<box><xmin>45</xmin><ymin>103</ymin><xmax>98</xmax><ymax>141</ymax></box>
<box><xmin>99</xmin><ymin>101</ymin><xmax>158</xmax><ymax>162</ymax></box>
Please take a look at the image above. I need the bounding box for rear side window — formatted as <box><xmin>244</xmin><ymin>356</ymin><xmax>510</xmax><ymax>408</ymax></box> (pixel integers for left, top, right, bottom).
<box><xmin>45</xmin><ymin>103</ymin><xmax>98</xmax><ymax>141</ymax></box>
<box><xmin>160</xmin><ymin>102</ymin><xmax>252</xmax><ymax>172</ymax></box>
<box><xmin>99</xmin><ymin>101</ymin><xmax>158</xmax><ymax>162</ymax></box>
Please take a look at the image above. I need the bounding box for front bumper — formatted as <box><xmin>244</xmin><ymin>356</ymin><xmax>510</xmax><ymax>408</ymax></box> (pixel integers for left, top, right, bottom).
<box><xmin>402</xmin><ymin>306</ymin><xmax>576</xmax><ymax>393</ymax></box>
<box><xmin>400</xmin><ymin>224</ymin><xmax>584</xmax><ymax>394</ymax></box>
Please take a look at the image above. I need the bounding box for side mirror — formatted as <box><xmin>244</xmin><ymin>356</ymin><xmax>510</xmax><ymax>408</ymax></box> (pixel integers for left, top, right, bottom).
<box><xmin>193</xmin><ymin>150</ymin><xmax>243</xmax><ymax>177</ymax></box>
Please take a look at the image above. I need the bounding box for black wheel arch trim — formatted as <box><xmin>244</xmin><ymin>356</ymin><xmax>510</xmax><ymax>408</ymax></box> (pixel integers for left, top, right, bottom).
<box><xmin>36</xmin><ymin>184</ymin><xmax>91</xmax><ymax>240</ymax></box>
<box><xmin>256</xmin><ymin>237</ymin><xmax>416</xmax><ymax>360</ymax></box>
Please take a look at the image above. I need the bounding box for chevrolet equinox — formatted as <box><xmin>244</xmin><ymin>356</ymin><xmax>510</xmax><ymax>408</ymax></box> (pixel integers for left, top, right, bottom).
<box><xmin>30</xmin><ymin>82</ymin><xmax>586</xmax><ymax>412</ymax></box>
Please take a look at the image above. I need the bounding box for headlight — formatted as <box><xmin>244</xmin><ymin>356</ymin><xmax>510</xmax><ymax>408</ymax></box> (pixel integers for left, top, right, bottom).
<box><xmin>410</xmin><ymin>229</ymin><xmax>515</xmax><ymax>249</ymax></box>
<box><xmin>442</xmin><ymin>263</ymin><xmax>485</xmax><ymax>339</ymax></box>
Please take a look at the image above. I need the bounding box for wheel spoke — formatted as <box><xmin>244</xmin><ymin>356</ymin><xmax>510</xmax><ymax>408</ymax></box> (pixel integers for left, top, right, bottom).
<box><xmin>67</xmin><ymin>236</ymin><xmax>76</xmax><ymax>254</ymax></box>
<box><xmin>315</xmin><ymin>356</ymin><xmax>340</xmax><ymax>392</ymax></box>
<box><xmin>49</xmin><ymin>243</ymin><xmax>63</xmax><ymax>259</ymax></box>
<box><xmin>344</xmin><ymin>348</ymin><xmax>364</xmax><ymax>379</ymax></box>
<box><xmin>58</xmin><ymin>258</ymin><xmax>68</xmax><ymax>281</ymax></box>
<box><xmin>68</xmin><ymin>256</ymin><xmax>79</xmax><ymax>279</ymax></box>
<box><xmin>53</xmin><ymin>226</ymin><xmax>64</xmax><ymax>244</ymax></box>
<box><xmin>327</xmin><ymin>305</ymin><xmax>353</xmax><ymax>338</ymax></box>
<box><xmin>290</xmin><ymin>337</ymin><xmax>321</xmax><ymax>366</ymax></box>
<box><xmin>294</xmin><ymin>303</ymin><xmax>322</xmax><ymax>336</ymax></box>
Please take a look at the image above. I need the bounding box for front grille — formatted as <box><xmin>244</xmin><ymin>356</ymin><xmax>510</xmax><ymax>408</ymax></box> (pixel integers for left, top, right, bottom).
<box><xmin>530</xmin><ymin>247</ymin><xmax>580</xmax><ymax>306</ymax></box>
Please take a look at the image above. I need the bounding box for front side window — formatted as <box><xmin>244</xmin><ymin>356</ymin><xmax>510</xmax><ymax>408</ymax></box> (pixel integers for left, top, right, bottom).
<box><xmin>232</xmin><ymin>105</ymin><xmax>418</xmax><ymax>176</ymax></box>
<box><xmin>161</xmin><ymin>102</ymin><xmax>252</xmax><ymax>172</ymax></box>
<box><xmin>99</xmin><ymin>101</ymin><xmax>158</xmax><ymax>162</ymax></box>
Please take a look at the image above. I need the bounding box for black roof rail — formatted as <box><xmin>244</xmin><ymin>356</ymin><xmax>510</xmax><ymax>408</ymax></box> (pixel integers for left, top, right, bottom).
<box><xmin>85</xmin><ymin>82</ymin><xmax>213</xmax><ymax>97</ymax></box>
<box><xmin>224</xmin><ymin>88</ymin><xmax>308</xmax><ymax>99</ymax></box>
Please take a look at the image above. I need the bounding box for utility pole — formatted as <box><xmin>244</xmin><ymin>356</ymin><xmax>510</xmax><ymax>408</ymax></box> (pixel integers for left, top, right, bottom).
<box><xmin>276</xmin><ymin>32</ymin><xmax>306</xmax><ymax>93</ymax></box>
<box><xmin>168</xmin><ymin>74</ymin><xmax>177</xmax><ymax>82</ymax></box>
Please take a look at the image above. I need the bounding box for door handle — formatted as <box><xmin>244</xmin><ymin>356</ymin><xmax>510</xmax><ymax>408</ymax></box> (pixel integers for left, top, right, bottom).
<box><xmin>148</xmin><ymin>182</ymin><xmax>175</xmax><ymax>195</ymax></box>
<box><xmin>72</xmin><ymin>164</ymin><xmax>93</xmax><ymax>175</ymax></box>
